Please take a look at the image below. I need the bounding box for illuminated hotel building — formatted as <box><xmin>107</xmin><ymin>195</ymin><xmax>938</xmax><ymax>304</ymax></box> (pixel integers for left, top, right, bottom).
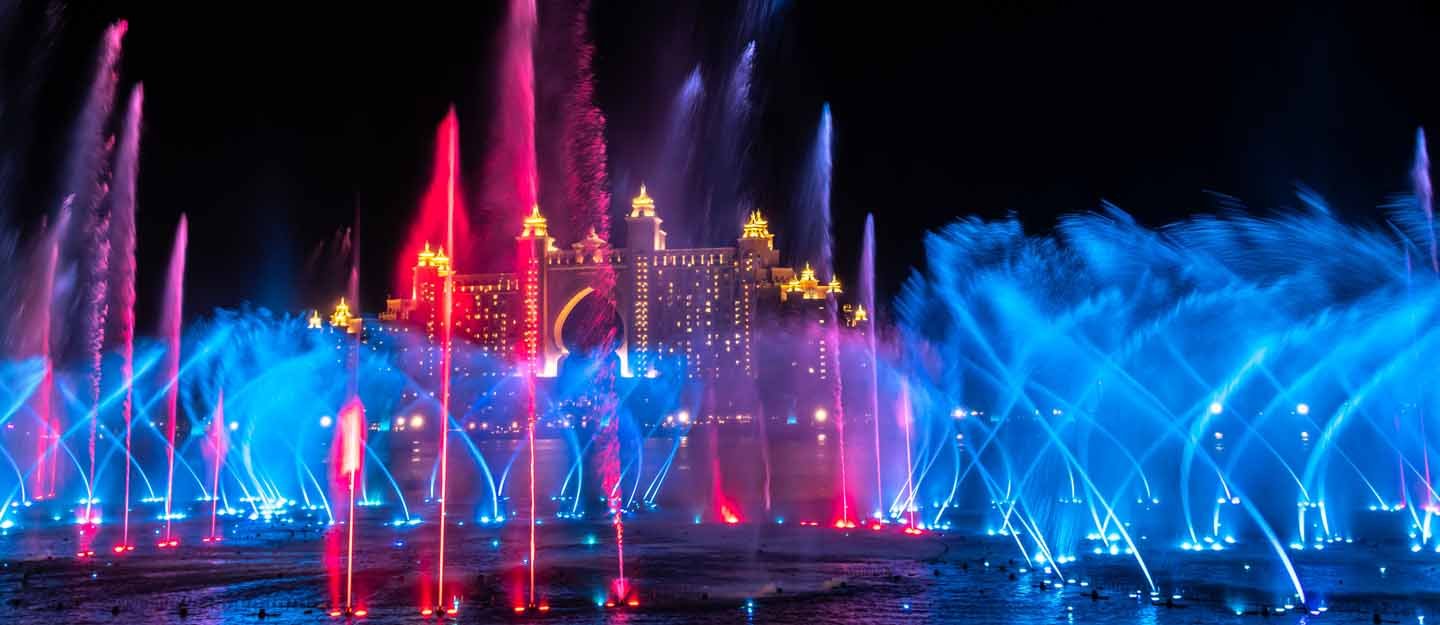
<box><xmin>380</xmin><ymin>186</ymin><xmax>840</xmax><ymax>376</ymax></box>
<box><xmin>347</xmin><ymin>186</ymin><xmax>864</xmax><ymax>426</ymax></box>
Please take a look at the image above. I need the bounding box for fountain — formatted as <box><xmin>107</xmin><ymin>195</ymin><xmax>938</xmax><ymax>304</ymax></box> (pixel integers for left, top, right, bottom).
<box><xmin>3</xmin><ymin>8</ymin><xmax>1440</xmax><ymax>625</ymax></box>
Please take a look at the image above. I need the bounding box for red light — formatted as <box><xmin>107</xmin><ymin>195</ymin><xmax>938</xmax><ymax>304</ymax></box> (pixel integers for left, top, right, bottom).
<box><xmin>353</xmin><ymin>609</ymin><xmax>368</xmax><ymax>617</ymax></box>
<box><xmin>420</xmin><ymin>608</ymin><xmax>434</xmax><ymax>617</ymax></box>
<box><xmin>328</xmin><ymin>610</ymin><xmax>342</xmax><ymax>618</ymax></box>
<box><xmin>871</xmin><ymin>523</ymin><xmax>882</xmax><ymax>530</ymax></box>
<box><xmin>604</xmin><ymin>602</ymin><xmax>615</xmax><ymax>608</ymax></box>
<box><xmin>513</xmin><ymin>606</ymin><xmax>526</xmax><ymax>613</ymax></box>
<box><xmin>626</xmin><ymin>599</ymin><xmax>639</xmax><ymax>607</ymax></box>
<box><xmin>445</xmin><ymin>608</ymin><xmax>458</xmax><ymax>616</ymax></box>
<box><xmin>112</xmin><ymin>545</ymin><xmax>126</xmax><ymax>554</ymax></box>
<box><xmin>537</xmin><ymin>605</ymin><xmax>550</xmax><ymax>612</ymax></box>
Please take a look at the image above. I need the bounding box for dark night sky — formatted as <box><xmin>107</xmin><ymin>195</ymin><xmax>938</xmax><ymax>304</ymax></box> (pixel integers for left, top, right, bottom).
<box><xmin>2</xmin><ymin>1</ymin><xmax>1438</xmax><ymax>327</ymax></box>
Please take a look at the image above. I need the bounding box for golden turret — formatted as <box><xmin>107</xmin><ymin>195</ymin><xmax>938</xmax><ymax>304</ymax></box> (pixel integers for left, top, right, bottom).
<box><xmin>853</xmin><ymin>304</ymin><xmax>868</xmax><ymax>322</ymax></box>
<box><xmin>329</xmin><ymin>298</ymin><xmax>353</xmax><ymax>328</ymax></box>
<box><xmin>630</xmin><ymin>184</ymin><xmax>656</xmax><ymax>218</ymax></box>
<box><xmin>432</xmin><ymin>246</ymin><xmax>452</xmax><ymax>276</ymax></box>
<box><xmin>520</xmin><ymin>204</ymin><xmax>549</xmax><ymax>238</ymax></box>
<box><xmin>740</xmin><ymin>210</ymin><xmax>775</xmax><ymax>250</ymax></box>
<box><xmin>307</xmin><ymin>309</ymin><xmax>323</xmax><ymax>329</ymax></box>
<box><xmin>417</xmin><ymin>242</ymin><xmax>436</xmax><ymax>267</ymax></box>
<box><xmin>799</xmin><ymin>262</ymin><xmax>817</xmax><ymax>284</ymax></box>
<box><xmin>783</xmin><ymin>262</ymin><xmax>838</xmax><ymax>300</ymax></box>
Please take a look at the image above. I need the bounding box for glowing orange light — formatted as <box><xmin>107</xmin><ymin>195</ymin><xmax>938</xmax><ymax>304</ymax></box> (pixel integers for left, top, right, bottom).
<box><xmin>445</xmin><ymin>607</ymin><xmax>458</xmax><ymax>616</ymax></box>
<box><xmin>605</xmin><ymin>602</ymin><xmax>616</xmax><ymax>608</ymax></box>
<box><xmin>626</xmin><ymin>599</ymin><xmax>640</xmax><ymax>607</ymax></box>
<box><xmin>513</xmin><ymin>606</ymin><xmax>526</xmax><ymax>614</ymax></box>
<box><xmin>353</xmin><ymin>609</ymin><xmax>368</xmax><ymax>617</ymax></box>
<box><xmin>329</xmin><ymin>609</ymin><xmax>343</xmax><ymax>617</ymax></box>
<box><xmin>537</xmin><ymin>604</ymin><xmax>551</xmax><ymax>612</ymax></box>
<box><xmin>419</xmin><ymin>608</ymin><xmax>434</xmax><ymax>617</ymax></box>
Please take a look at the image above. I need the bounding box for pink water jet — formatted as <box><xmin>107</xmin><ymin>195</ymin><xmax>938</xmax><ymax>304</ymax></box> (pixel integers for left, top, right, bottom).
<box><xmin>111</xmin><ymin>84</ymin><xmax>143</xmax><ymax>551</ymax></box>
<box><xmin>30</xmin><ymin>204</ymin><xmax>72</xmax><ymax>501</ymax></box>
<box><xmin>328</xmin><ymin>397</ymin><xmax>365</xmax><ymax>612</ymax></box>
<box><xmin>78</xmin><ymin>19</ymin><xmax>127</xmax><ymax>530</ymax></box>
<box><xmin>860</xmin><ymin>214</ymin><xmax>882</xmax><ymax>515</ymax></box>
<box><xmin>160</xmin><ymin>215</ymin><xmax>187</xmax><ymax>547</ymax></box>
<box><xmin>434</xmin><ymin>107</ymin><xmax>457</xmax><ymax>614</ymax></box>
<box><xmin>205</xmin><ymin>390</ymin><xmax>227</xmax><ymax>542</ymax></box>
<box><xmin>562</xmin><ymin>0</ymin><xmax>629</xmax><ymax>601</ymax></box>
<box><xmin>481</xmin><ymin>0</ymin><xmax>539</xmax><ymax>258</ymax></box>
<box><xmin>398</xmin><ymin>110</ymin><xmax>468</xmax><ymax>299</ymax></box>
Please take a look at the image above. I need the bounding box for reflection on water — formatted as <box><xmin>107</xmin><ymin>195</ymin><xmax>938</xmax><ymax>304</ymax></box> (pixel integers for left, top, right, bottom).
<box><xmin>3</xmin><ymin>431</ymin><xmax>1439</xmax><ymax>624</ymax></box>
<box><xmin>378</xmin><ymin>431</ymin><xmax>841</xmax><ymax>524</ymax></box>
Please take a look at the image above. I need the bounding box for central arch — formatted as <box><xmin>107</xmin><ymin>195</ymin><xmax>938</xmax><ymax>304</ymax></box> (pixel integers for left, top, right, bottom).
<box><xmin>551</xmin><ymin>287</ymin><xmax>630</xmax><ymax>377</ymax></box>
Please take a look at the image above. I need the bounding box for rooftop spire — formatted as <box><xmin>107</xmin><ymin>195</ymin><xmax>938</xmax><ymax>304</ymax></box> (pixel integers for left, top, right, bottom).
<box><xmin>520</xmin><ymin>204</ymin><xmax>549</xmax><ymax>238</ymax></box>
<box><xmin>329</xmin><ymin>297</ymin><xmax>353</xmax><ymax>328</ymax></box>
<box><xmin>630</xmin><ymin>183</ymin><xmax>656</xmax><ymax>218</ymax></box>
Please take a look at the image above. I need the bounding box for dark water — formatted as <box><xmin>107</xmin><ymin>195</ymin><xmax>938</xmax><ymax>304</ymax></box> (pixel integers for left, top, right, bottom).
<box><xmin>3</xmin><ymin>434</ymin><xmax>1440</xmax><ymax>623</ymax></box>
<box><xmin>5</xmin><ymin>519</ymin><xmax>1440</xmax><ymax>624</ymax></box>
